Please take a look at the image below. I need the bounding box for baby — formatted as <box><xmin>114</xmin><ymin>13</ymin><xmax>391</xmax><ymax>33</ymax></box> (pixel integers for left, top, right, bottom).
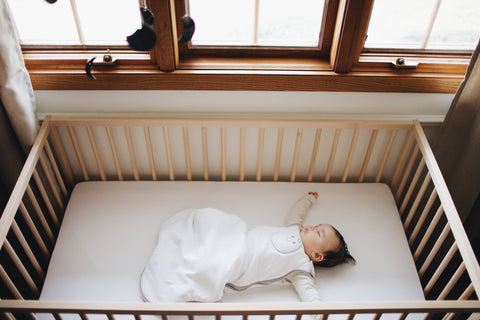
<box><xmin>283</xmin><ymin>192</ymin><xmax>355</xmax><ymax>302</ymax></box>
<box><xmin>141</xmin><ymin>192</ymin><xmax>354</xmax><ymax>303</ymax></box>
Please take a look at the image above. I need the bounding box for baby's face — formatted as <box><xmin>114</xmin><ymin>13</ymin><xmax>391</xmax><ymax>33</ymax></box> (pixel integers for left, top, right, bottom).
<box><xmin>300</xmin><ymin>224</ymin><xmax>340</xmax><ymax>262</ymax></box>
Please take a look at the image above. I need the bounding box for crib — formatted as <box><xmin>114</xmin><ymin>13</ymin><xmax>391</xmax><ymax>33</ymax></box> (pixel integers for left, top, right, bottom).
<box><xmin>1</xmin><ymin>116</ymin><xmax>480</xmax><ymax>320</ymax></box>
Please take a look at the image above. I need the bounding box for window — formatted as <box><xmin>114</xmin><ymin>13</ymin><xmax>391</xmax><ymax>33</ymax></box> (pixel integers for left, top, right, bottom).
<box><xmin>5</xmin><ymin>0</ymin><xmax>478</xmax><ymax>92</ymax></box>
<box><xmin>6</xmin><ymin>0</ymin><xmax>141</xmax><ymax>47</ymax></box>
<box><xmin>188</xmin><ymin>0</ymin><xmax>325</xmax><ymax>48</ymax></box>
<box><xmin>365</xmin><ymin>0</ymin><xmax>480</xmax><ymax>51</ymax></box>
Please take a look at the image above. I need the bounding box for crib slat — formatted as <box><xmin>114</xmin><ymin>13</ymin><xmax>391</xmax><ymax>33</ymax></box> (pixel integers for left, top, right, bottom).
<box><xmin>273</xmin><ymin>128</ymin><xmax>284</xmax><ymax>182</ymax></box>
<box><xmin>19</xmin><ymin>202</ymin><xmax>50</xmax><ymax>258</ymax></box>
<box><xmin>39</xmin><ymin>152</ymin><xmax>65</xmax><ymax>212</ymax></box>
<box><xmin>395</xmin><ymin>145</ymin><xmax>420</xmax><ymax>203</ymax></box>
<box><xmin>240</xmin><ymin>128</ymin><xmax>246</xmax><ymax>182</ymax></box>
<box><xmin>438</xmin><ymin>262</ymin><xmax>466</xmax><ymax>300</ymax></box>
<box><xmin>373</xmin><ymin>313</ymin><xmax>382</xmax><ymax>320</ymax></box>
<box><xmin>376</xmin><ymin>129</ymin><xmax>397</xmax><ymax>183</ymax></box>
<box><xmin>0</xmin><ymin>264</ymin><xmax>23</xmax><ymax>299</ymax></box>
<box><xmin>424</xmin><ymin>242</ymin><xmax>458</xmax><ymax>295</ymax></box>
<box><xmin>52</xmin><ymin>312</ymin><xmax>64</xmax><ymax>320</ymax></box>
<box><xmin>221</xmin><ymin>127</ymin><xmax>227</xmax><ymax>181</ymax></box>
<box><xmin>414</xmin><ymin>205</ymin><xmax>444</xmax><ymax>260</ymax></box>
<box><xmin>404</xmin><ymin>172</ymin><xmax>432</xmax><ymax>230</ymax></box>
<box><xmin>359</xmin><ymin>129</ymin><xmax>378</xmax><ymax>183</ymax></box>
<box><xmin>2</xmin><ymin>312</ymin><xmax>16</xmax><ymax>320</ymax></box>
<box><xmin>460</xmin><ymin>283</ymin><xmax>475</xmax><ymax>300</ymax></box>
<box><xmin>183</xmin><ymin>127</ymin><xmax>192</xmax><ymax>181</ymax></box>
<box><xmin>67</xmin><ymin>126</ymin><xmax>89</xmax><ymax>181</ymax></box>
<box><xmin>106</xmin><ymin>127</ymin><xmax>124</xmax><ymax>181</ymax></box>
<box><xmin>32</xmin><ymin>169</ymin><xmax>59</xmax><ymax>230</ymax></box>
<box><xmin>342</xmin><ymin>129</ymin><xmax>359</xmax><ymax>183</ymax></box>
<box><xmin>11</xmin><ymin>221</ymin><xmax>44</xmax><ymax>279</ymax></box>
<box><xmin>409</xmin><ymin>189</ymin><xmax>438</xmax><ymax>246</ymax></box>
<box><xmin>290</xmin><ymin>128</ymin><xmax>303</xmax><ymax>182</ymax></box>
<box><xmin>87</xmin><ymin>126</ymin><xmax>106</xmax><ymax>181</ymax></box>
<box><xmin>420</xmin><ymin>224</ymin><xmax>451</xmax><ymax>277</ymax></box>
<box><xmin>391</xmin><ymin>131</ymin><xmax>414</xmax><ymax>191</ymax></box>
<box><xmin>202</xmin><ymin>127</ymin><xmax>209</xmax><ymax>181</ymax></box>
<box><xmin>26</xmin><ymin>184</ymin><xmax>54</xmax><ymax>244</ymax></box>
<box><xmin>4</xmin><ymin>240</ymin><xmax>39</xmax><ymax>296</ymax></box>
<box><xmin>256</xmin><ymin>128</ymin><xmax>265</xmax><ymax>182</ymax></box>
<box><xmin>163</xmin><ymin>127</ymin><xmax>175</xmax><ymax>181</ymax></box>
<box><xmin>397</xmin><ymin>313</ymin><xmax>408</xmax><ymax>320</ymax></box>
<box><xmin>79</xmin><ymin>312</ymin><xmax>89</xmax><ymax>320</ymax></box>
<box><xmin>325</xmin><ymin>129</ymin><xmax>341</xmax><ymax>182</ymax></box>
<box><xmin>125</xmin><ymin>127</ymin><xmax>140</xmax><ymax>181</ymax></box>
<box><xmin>44</xmin><ymin>140</ymin><xmax>68</xmax><ymax>199</ymax></box>
<box><xmin>399</xmin><ymin>159</ymin><xmax>426</xmax><ymax>216</ymax></box>
<box><xmin>49</xmin><ymin>127</ymin><xmax>75</xmax><ymax>188</ymax></box>
<box><xmin>144</xmin><ymin>127</ymin><xmax>157</xmax><ymax>181</ymax></box>
<box><xmin>307</xmin><ymin>128</ymin><xmax>321</xmax><ymax>182</ymax></box>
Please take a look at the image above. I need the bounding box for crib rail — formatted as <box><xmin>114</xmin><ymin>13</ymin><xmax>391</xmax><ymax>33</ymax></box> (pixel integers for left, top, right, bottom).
<box><xmin>43</xmin><ymin>117</ymin><xmax>415</xmax><ymax>184</ymax></box>
<box><xmin>2</xmin><ymin>300</ymin><xmax>480</xmax><ymax>320</ymax></box>
<box><xmin>1</xmin><ymin>116</ymin><xmax>480</xmax><ymax>319</ymax></box>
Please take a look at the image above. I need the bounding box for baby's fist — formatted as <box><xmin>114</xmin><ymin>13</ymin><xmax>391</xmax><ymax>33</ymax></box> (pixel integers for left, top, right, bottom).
<box><xmin>308</xmin><ymin>192</ymin><xmax>318</xmax><ymax>199</ymax></box>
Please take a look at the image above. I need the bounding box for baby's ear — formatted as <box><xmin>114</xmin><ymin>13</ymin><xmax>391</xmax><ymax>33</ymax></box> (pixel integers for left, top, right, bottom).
<box><xmin>312</xmin><ymin>252</ymin><xmax>324</xmax><ymax>262</ymax></box>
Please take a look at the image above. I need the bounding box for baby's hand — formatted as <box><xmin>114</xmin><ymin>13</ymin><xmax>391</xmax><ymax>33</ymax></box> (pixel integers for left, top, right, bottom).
<box><xmin>308</xmin><ymin>192</ymin><xmax>318</xmax><ymax>199</ymax></box>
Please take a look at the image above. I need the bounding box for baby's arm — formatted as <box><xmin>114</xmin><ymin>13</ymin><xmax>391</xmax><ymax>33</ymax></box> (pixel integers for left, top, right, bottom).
<box><xmin>287</xmin><ymin>271</ymin><xmax>321</xmax><ymax>302</ymax></box>
<box><xmin>284</xmin><ymin>192</ymin><xmax>318</xmax><ymax>227</ymax></box>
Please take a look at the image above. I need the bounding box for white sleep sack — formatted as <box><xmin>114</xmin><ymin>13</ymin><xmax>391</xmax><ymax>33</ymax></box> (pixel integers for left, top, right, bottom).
<box><xmin>141</xmin><ymin>208</ymin><xmax>314</xmax><ymax>302</ymax></box>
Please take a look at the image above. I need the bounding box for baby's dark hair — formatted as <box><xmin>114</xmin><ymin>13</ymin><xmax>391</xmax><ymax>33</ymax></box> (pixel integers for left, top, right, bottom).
<box><xmin>314</xmin><ymin>227</ymin><xmax>355</xmax><ymax>268</ymax></box>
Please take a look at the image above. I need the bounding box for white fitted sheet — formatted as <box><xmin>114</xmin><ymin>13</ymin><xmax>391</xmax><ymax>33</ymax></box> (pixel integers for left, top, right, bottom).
<box><xmin>40</xmin><ymin>181</ymin><xmax>424</xmax><ymax>304</ymax></box>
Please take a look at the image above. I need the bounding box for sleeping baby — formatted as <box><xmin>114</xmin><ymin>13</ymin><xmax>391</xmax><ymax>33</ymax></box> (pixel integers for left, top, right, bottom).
<box><xmin>141</xmin><ymin>192</ymin><xmax>355</xmax><ymax>303</ymax></box>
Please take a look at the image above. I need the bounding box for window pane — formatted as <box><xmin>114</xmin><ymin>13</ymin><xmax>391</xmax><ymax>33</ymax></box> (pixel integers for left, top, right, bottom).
<box><xmin>188</xmin><ymin>0</ymin><xmax>324</xmax><ymax>47</ymax></box>
<box><xmin>365</xmin><ymin>0</ymin><xmax>480</xmax><ymax>51</ymax></box>
<box><xmin>257</xmin><ymin>0</ymin><xmax>324</xmax><ymax>47</ymax></box>
<box><xmin>6</xmin><ymin>0</ymin><xmax>80</xmax><ymax>45</ymax></box>
<box><xmin>427</xmin><ymin>0</ymin><xmax>480</xmax><ymax>50</ymax></box>
<box><xmin>6</xmin><ymin>0</ymin><xmax>141</xmax><ymax>46</ymax></box>
<box><xmin>365</xmin><ymin>0</ymin><xmax>436</xmax><ymax>49</ymax></box>
<box><xmin>75</xmin><ymin>0</ymin><xmax>141</xmax><ymax>46</ymax></box>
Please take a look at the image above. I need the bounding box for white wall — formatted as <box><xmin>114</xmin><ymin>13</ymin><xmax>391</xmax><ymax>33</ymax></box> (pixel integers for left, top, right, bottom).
<box><xmin>34</xmin><ymin>90</ymin><xmax>455</xmax><ymax>122</ymax></box>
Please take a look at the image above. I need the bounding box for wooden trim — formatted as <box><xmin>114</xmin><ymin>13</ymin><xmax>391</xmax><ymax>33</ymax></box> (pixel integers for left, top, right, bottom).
<box><xmin>330</xmin><ymin>0</ymin><xmax>374</xmax><ymax>73</ymax></box>
<box><xmin>28</xmin><ymin>69</ymin><xmax>463</xmax><ymax>93</ymax></box>
<box><xmin>148</xmin><ymin>0</ymin><xmax>179</xmax><ymax>71</ymax></box>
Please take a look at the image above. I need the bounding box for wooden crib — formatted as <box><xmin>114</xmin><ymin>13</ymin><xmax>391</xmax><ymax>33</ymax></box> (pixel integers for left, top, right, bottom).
<box><xmin>1</xmin><ymin>116</ymin><xmax>480</xmax><ymax>320</ymax></box>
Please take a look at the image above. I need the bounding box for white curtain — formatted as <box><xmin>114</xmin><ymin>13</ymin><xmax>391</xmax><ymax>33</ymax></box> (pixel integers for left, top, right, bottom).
<box><xmin>0</xmin><ymin>0</ymin><xmax>38</xmax><ymax>148</ymax></box>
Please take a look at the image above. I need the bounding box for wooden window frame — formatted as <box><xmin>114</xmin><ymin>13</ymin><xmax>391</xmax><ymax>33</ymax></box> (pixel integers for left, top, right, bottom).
<box><xmin>24</xmin><ymin>0</ymin><xmax>469</xmax><ymax>93</ymax></box>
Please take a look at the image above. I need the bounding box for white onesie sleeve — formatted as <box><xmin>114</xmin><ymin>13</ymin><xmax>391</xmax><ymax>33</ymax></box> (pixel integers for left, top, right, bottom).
<box><xmin>287</xmin><ymin>271</ymin><xmax>321</xmax><ymax>302</ymax></box>
<box><xmin>284</xmin><ymin>194</ymin><xmax>317</xmax><ymax>227</ymax></box>
<box><xmin>284</xmin><ymin>193</ymin><xmax>322</xmax><ymax>302</ymax></box>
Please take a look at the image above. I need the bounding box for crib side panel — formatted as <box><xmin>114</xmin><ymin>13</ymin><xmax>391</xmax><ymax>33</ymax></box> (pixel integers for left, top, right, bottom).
<box><xmin>2</xmin><ymin>300</ymin><xmax>480</xmax><ymax>320</ymax></box>
<box><xmin>0</xmin><ymin>117</ymin><xmax>71</xmax><ymax>301</ymax></box>
<box><xmin>45</xmin><ymin>117</ymin><xmax>414</xmax><ymax>184</ymax></box>
<box><xmin>393</xmin><ymin>120</ymin><xmax>480</xmax><ymax>303</ymax></box>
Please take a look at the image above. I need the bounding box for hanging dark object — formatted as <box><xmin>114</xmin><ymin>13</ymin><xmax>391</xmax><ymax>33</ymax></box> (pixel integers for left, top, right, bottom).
<box><xmin>127</xmin><ymin>7</ymin><xmax>157</xmax><ymax>51</ymax></box>
<box><xmin>178</xmin><ymin>15</ymin><xmax>195</xmax><ymax>43</ymax></box>
<box><xmin>45</xmin><ymin>0</ymin><xmax>57</xmax><ymax>3</ymax></box>
<box><xmin>85</xmin><ymin>57</ymin><xmax>97</xmax><ymax>79</ymax></box>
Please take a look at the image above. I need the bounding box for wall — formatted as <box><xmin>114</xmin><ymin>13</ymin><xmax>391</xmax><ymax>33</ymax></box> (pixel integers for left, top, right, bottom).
<box><xmin>34</xmin><ymin>91</ymin><xmax>455</xmax><ymax>123</ymax></box>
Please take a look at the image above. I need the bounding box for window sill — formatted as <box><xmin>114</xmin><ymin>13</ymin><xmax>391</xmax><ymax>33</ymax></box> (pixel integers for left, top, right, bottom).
<box><xmin>24</xmin><ymin>53</ymin><xmax>466</xmax><ymax>93</ymax></box>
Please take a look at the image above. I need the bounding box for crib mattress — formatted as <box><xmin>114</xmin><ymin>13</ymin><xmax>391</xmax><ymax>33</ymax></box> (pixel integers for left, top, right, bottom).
<box><xmin>40</xmin><ymin>181</ymin><xmax>424</xmax><ymax>303</ymax></box>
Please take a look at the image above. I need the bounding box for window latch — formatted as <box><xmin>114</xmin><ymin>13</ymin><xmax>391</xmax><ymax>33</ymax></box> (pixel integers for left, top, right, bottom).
<box><xmin>391</xmin><ymin>58</ymin><xmax>418</xmax><ymax>69</ymax></box>
<box><xmin>85</xmin><ymin>53</ymin><xmax>118</xmax><ymax>80</ymax></box>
